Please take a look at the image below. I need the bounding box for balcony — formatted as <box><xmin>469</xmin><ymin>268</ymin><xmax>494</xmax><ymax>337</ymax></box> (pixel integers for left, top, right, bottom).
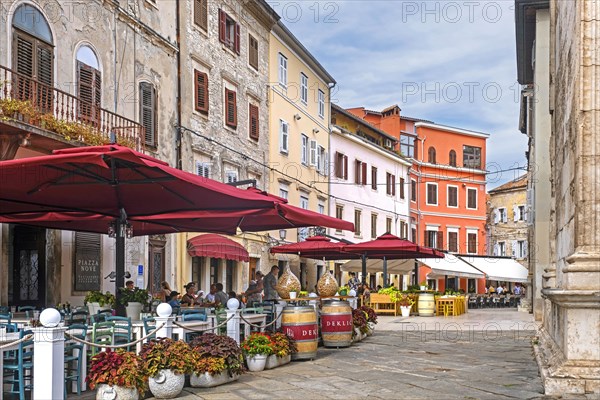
<box><xmin>0</xmin><ymin>64</ymin><xmax>144</xmax><ymax>160</ymax></box>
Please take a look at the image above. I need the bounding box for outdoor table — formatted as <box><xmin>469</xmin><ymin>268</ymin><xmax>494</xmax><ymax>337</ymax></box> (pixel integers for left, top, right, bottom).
<box><xmin>172</xmin><ymin>320</ymin><xmax>210</xmax><ymax>341</ymax></box>
<box><xmin>0</xmin><ymin>331</ymin><xmax>22</xmax><ymax>400</ymax></box>
<box><xmin>436</xmin><ymin>298</ymin><xmax>458</xmax><ymax>316</ymax></box>
<box><xmin>206</xmin><ymin>313</ymin><xmax>267</xmax><ymax>338</ymax></box>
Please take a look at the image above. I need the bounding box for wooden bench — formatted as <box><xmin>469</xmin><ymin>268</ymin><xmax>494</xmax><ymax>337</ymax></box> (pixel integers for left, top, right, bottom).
<box><xmin>367</xmin><ymin>293</ymin><xmax>398</xmax><ymax>316</ymax></box>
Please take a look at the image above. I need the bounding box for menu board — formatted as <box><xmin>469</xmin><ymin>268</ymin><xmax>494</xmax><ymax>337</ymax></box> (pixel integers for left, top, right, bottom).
<box><xmin>74</xmin><ymin>250</ymin><xmax>101</xmax><ymax>291</ymax></box>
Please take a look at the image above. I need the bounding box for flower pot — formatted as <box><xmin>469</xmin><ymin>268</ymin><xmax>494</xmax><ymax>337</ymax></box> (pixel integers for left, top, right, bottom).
<box><xmin>367</xmin><ymin>322</ymin><xmax>375</xmax><ymax>336</ymax></box>
<box><xmin>400</xmin><ymin>306</ymin><xmax>411</xmax><ymax>317</ymax></box>
<box><xmin>246</xmin><ymin>354</ymin><xmax>268</xmax><ymax>372</ymax></box>
<box><xmin>420</xmin><ymin>286</ymin><xmax>427</xmax><ymax>291</ymax></box>
<box><xmin>265</xmin><ymin>354</ymin><xmax>291</xmax><ymax>369</ymax></box>
<box><xmin>95</xmin><ymin>384</ymin><xmax>139</xmax><ymax>400</ymax></box>
<box><xmin>353</xmin><ymin>327</ymin><xmax>363</xmax><ymax>342</ymax></box>
<box><xmin>190</xmin><ymin>371</ymin><xmax>239</xmax><ymax>388</ymax></box>
<box><xmin>148</xmin><ymin>369</ymin><xmax>184</xmax><ymax>399</ymax></box>
<box><xmin>125</xmin><ymin>302</ymin><xmax>144</xmax><ymax>320</ymax></box>
<box><xmin>339</xmin><ymin>289</ymin><xmax>348</xmax><ymax>296</ymax></box>
<box><xmin>87</xmin><ymin>302</ymin><xmax>103</xmax><ymax>316</ymax></box>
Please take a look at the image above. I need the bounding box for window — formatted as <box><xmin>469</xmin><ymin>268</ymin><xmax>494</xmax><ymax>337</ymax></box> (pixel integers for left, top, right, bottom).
<box><xmin>318</xmin><ymin>90</ymin><xmax>325</xmax><ymax>118</ymax></box>
<box><xmin>515</xmin><ymin>205</ymin><xmax>526</xmax><ymax>221</ymax></box>
<box><xmin>424</xmin><ymin>230</ymin><xmax>438</xmax><ymax>248</ymax></box>
<box><xmin>400</xmin><ymin>134</ymin><xmax>416</xmax><ymax>158</ymax></box>
<box><xmin>310</xmin><ymin>140</ymin><xmax>318</xmax><ymax>166</ymax></box>
<box><xmin>194</xmin><ymin>70</ymin><xmax>209</xmax><ymax>113</ymax></box>
<box><xmin>386</xmin><ymin>173</ymin><xmax>396</xmax><ymax>196</ymax></box>
<box><xmin>279</xmin><ymin>183</ymin><xmax>289</xmax><ymax>200</ymax></box>
<box><xmin>139</xmin><ymin>82</ymin><xmax>157</xmax><ymax>147</ymax></box>
<box><xmin>76</xmin><ymin>46</ymin><xmax>101</xmax><ymax>125</ymax></box>
<box><xmin>195</xmin><ymin>161</ymin><xmax>210</xmax><ymax>178</ymax></box>
<box><xmin>300</xmin><ymin>73</ymin><xmax>308</xmax><ymax>104</ymax></box>
<box><xmin>225</xmin><ymin>170</ymin><xmax>238</xmax><ymax>183</ymax></box>
<box><xmin>249</xmin><ymin>104</ymin><xmax>259</xmax><ymax>140</ymax></box>
<box><xmin>467</xmin><ymin>232</ymin><xmax>477</xmax><ymax>254</ymax></box>
<box><xmin>386</xmin><ymin>217</ymin><xmax>392</xmax><ymax>233</ymax></box>
<box><xmin>194</xmin><ymin>0</ymin><xmax>208</xmax><ymax>31</ymax></box>
<box><xmin>448</xmin><ymin>231</ymin><xmax>458</xmax><ymax>252</ymax></box>
<box><xmin>399</xmin><ymin>221</ymin><xmax>408</xmax><ymax>239</ymax></box>
<box><xmin>248</xmin><ymin>34</ymin><xmax>259</xmax><ymax>70</ymax></box>
<box><xmin>411</xmin><ymin>228</ymin><xmax>417</xmax><ymax>243</ymax></box>
<box><xmin>514</xmin><ymin>240</ymin><xmax>527</xmax><ymax>258</ymax></box>
<box><xmin>279</xmin><ymin>119</ymin><xmax>288</xmax><ymax>153</ymax></box>
<box><xmin>218</xmin><ymin>9</ymin><xmax>240</xmax><ymax>54</ymax></box>
<box><xmin>426</xmin><ymin>183</ymin><xmax>438</xmax><ymax>205</ymax></box>
<box><xmin>335</xmin><ymin>152</ymin><xmax>348</xmax><ymax>180</ymax></box>
<box><xmin>447</xmin><ymin>186</ymin><xmax>458</xmax><ymax>207</ymax></box>
<box><xmin>224</xmin><ymin>88</ymin><xmax>237</xmax><ymax>128</ymax></box>
<box><xmin>278</xmin><ymin>53</ymin><xmax>287</xmax><ymax>87</ymax></box>
<box><xmin>371</xmin><ymin>166</ymin><xmax>378</xmax><ymax>190</ymax></box>
<box><xmin>318</xmin><ymin>202</ymin><xmax>325</xmax><ymax>214</ymax></box>
<box><xmin>463</xmin><ymin>145</ymin><xmax>482</xmax><ymax>169</ymax></box>
<box><xmin>399</xmin><ymin>178</ymin><xmax>405</xmax><ymax>199</ymax></box>
<box><xmin>449</xmin><ymin>150</ymin><xmax>457</xmax><ymax>167</ymax></box>
<box><xmin>317</xmin><ymin>146</ymin><xmax>327</xmax><ymax>175</ymax></box>
<box><xmin>496</xmin><ymin>207</ymin><xmax>507</xmax><ymax>223</ymax></box>
<box><xmin>467</xmin><ymin>188</ymin><xmax>477</xmax><ymax>209</ymax></box>
<box><xmin>300</xmin><ymin>195</ymin><xmax>309</xmax><ymax>210</ymax></box>
<box><xmin>354</xmin><ymin>209</ymin><xmax>362</xmax><ymax>236</ymax></box>
<box><xmin>428</xmin><ymin>146</ymin><xmax>436</xmax><ymax>164</ymax></box>
<box><xmin>336</xmin><ymin>204</ymin><xmax>343</xmax><ymax>219</ymax></box>
<box><xmin>368</xmin><ymin>213</ymin><xmax>377</xmax><ymax>239</ymax></box>
<box><xmin>301</xmin><ymin>134</ymin><xmax>308</xmax><ymax>165</ymax></box>
<box><xmin>355</xmin><ymin>160</ymin><xmax>367</xmax><ymax>185</ymax></box>
<box><xmin>494</xmin><ymin>241</ymin><xmax>506</xmax><ymax>256</ymax></box>
<box><xmin>411</xmin><ymin>179</ymin><xmax>417</xmax><ymax>201</ymax></box>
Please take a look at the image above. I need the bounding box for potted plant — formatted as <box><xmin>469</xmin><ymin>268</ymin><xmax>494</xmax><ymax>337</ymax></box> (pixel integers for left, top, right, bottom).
<box><xmin>352</xmin><ymin>308</ymin><xmax>369</xmax><ymax>342</ymax></box>
<box><xmin>84</xmin><ymin>291</ymin><xmax>116</xmax><ymax>315</ymax></box>
<box><xmin>420</xmin><ymin>281</ymin><xmax>428</xmax><ymax>291</ymax></box>
<box><xmin>240</xmin><ymin>332</ymin><xmax>274</xmax><ymax>372</ymax></box>
<box><xmin>119</xmin><ymin>287</ymin><xmax>149</xmax><ymax>319</ymax></box>
<box><xmin>86</xmin><ymin>350</ymin><xmax>147</xmax><ymax>400</ymax></box>
<box><xmin>358</xmin><ymin>305</ymin><xmax>378</xmax><ymax>335</ymax></box>
<box><xmin>398</xmin><ymin>294</ymin><xmax>415</xmax><ymax>317</ymax></box>
<box><xmin>188</xmin><ymin>333</ymin><xmax>245</xmax><ymax>388</ymax></box>
<box><xmin>265</xmin><ymin>331</ymin><xmax>296</xmax><ymax>369</ymax></box>
<box><xmin>338</xmin><ymin>285</ymin><xmax>349</xmax><ymax>296</ymax></box>
<box><xmin>140</xmin><ymin>338</ymin><xmax>195</xmax><ymax>399</ymax></box>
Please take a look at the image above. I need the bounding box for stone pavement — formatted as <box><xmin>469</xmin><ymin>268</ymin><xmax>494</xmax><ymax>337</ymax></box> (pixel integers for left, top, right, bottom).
<box><xmin>71</xmin><ymin>309</ymin><xmax>596</xmax><ymax>400</ymax></box>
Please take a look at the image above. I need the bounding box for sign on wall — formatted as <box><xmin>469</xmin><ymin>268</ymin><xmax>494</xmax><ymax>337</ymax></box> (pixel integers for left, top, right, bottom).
<box><xmin>73</xmin><ymin>232</ymin><xmax>101</xmax><ymax>292</ymax></box>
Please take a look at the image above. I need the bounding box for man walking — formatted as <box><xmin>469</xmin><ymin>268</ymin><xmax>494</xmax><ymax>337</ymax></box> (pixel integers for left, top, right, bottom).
<box><xmin>264</xmin><ymin>265</ymin><xmax>279</xmax><ymax>301</ymax></box>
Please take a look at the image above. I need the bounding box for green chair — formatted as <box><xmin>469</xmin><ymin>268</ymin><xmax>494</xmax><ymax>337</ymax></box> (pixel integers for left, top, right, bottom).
<box><xmin>0</xmin><ymin>312</ymin><xmax>11</xmax><ymax>324</ymax></box>
<box><xmin>90</xmin><ymin>312</ymin><xmax>108</xmax><ymax>324</ymax></box>
<box><xmin>90</xmin><ymin>321</ymin><xmax>114</xmax><ymax>357</ymax></box>
<box><xmin>17</xmin><ymin>306</ymin><xmax>36</xmax><ymax>318</ymax></box>
<box><xmin>64</xmin><ymin>324</ymin><xmax>87</xmax><ymax>396</ymax></box>
<box><xmin>69</xmin><ymin>310</ymin><xmax>89</xmax><ymax>325</ymax></box>
<box><xmin>106</xmin><ymin>316</ymin><xmax>132</xmax><ymax>350</ymax></box>
<box><xmin>142</xmin><ymin>316</ymin><xmax>156</xmax><ymax>341</ymax></box>
<box><xmin>182</xmin><ymin>313</ymin><xmax>207</xmax><ymax>342</ymax></box>
<box><xmin>3</xmin><ymin>329</ymin><xmax>34</xmax><ymax>400</ymax></box>
<box><xmin>215</xmin><ymin>310</ymin><xmax>228</xmax><ymax>336</ymax></box>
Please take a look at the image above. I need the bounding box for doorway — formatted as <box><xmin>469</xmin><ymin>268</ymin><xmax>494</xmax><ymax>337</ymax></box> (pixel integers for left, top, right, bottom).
<box><xmin>12</xmin><ymin>226</ymin><xmax>46</xmax><ymax>308</ymax></box>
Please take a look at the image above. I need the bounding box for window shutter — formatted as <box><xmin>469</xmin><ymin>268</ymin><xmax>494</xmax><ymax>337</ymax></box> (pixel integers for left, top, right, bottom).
<box><xmin>424</xmin><ymin>232</ymin><xmax>430</xmax><ymax>247</ymax></box>
<box><xmin>513</xmin><ymin>205</ymin><xmax>519</xmax><ymax>221</ymax></box>
<box><xmin>437</xmin><ymin>231</ymin><xmax>443</xmax><ymax>250</ymax></box>
<box><xmin>523</xmin><ymin>241</ymin><xmax>528</xmax><ymax>258</ymax></box>
<box><xmin>493</xmin><ymin>243</ymin><xmax>499</xmax><ymax>256</ymax></box>
<box><xmin>310</xmin><ymin>140</ymin><xmax>317</xmax><ymax>166</ymax></box>
<box><xmin>280</xmin><ymin>121</ymin><xmax>288</xmax><ymax>152</ymax></box>
<box><xmin>355</xmin><ymin>160</ymin><xmax>361</xmax><ymax>184</ymax></box>
<box><xmin>511</xmin><ymin>241</ymin><xmax>517</xmax><ymax>257</ymax></box>
<box><xmin>249</xmin><ymin>104</ymin><xmax>259</xmax><ymax>140</ymax></box>
<box><xmin>194</xmin><ymin>0</ymin><xmax>208</xmax><ymax>30</ymax></box>
<box><xmin>524</xmin><ymin>207</ymin><xmax>529</xmax><ymax>223</ymax></box>
<box><xmin>343</xmin><ymin>155</ymin><xmax>348</xmax><ymax>180</ymax></box>
<box><xmin>361</xmin><ymin>162</ymin><xmax>367</xmax><ymax>185</ymax></box>
<box><xmin>399</xmin><ymin>177</ymin><xmax>405</xmax><ymax>199</ymax></box>
<box><xmin>392</xmin><ymin>175</ymin><xmax>396</xmax><ymax>196</ymax></box>
<box><xmin>139</xmin><ymin>82</ymin><xmax>156</xmax><ymax>147</ymax></box>
<box><xmin>334</xmin><ymin>152</ymin><xmax>341</xmax><ymax>178</ymax></box>
<box><xmin>371</xmin><ymin>167</ymin><xmax>377</xmax><ymax>190</ymax></box>
<box><xmin>218</xmin><ymin>9</ymin><xmax>226</xmax><ymax>44</ymax></box>
<box><xmin>225</xmin><ymin>89</ymin><xmax>237</xmax><ymax>128</ymax></box>
<box><xmin>324</xmin><ymin>151</ymin><xmax>329</xmax><ymax>176</ymax></box>
<box><xmin>249</xmin><ymin>35</ymin><xmax>258</xmax><ymax>70</ymax></box>
<box><xmin>194</xmin><ymin>70</ymin><xmax>208</xmax><ymax>113</ymax></box>
<box><xmin>234</xmin><ymin>22</ymin><xmax>240</xmax><ymax>54</ymax></box>
<box><xmin>493</xmin><ymin>209</ymin><xmax>499</xmax><ymax>224</ymax></box>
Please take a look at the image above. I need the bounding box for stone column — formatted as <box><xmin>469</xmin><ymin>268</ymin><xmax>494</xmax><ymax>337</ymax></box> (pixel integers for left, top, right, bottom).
<box><xmin>226</xmin><ymin>309</ymin><xmax>241</xmax><ymax>343</ymax></box>
<box><xmin>33</xmin><ymin>309</ymin><xmax>66</xmax><ymax>400</ymax></box>
<box><xmin>154</xmin><ymin>303</ymin><xmax>174</xmax><ymax>339</ymax></box>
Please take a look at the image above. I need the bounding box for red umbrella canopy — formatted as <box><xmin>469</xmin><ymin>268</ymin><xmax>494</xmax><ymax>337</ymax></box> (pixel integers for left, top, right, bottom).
<box><xmin>270</xmin><ymin>236</ymin><xmax>360</xmax><ymax>260</ymax></box>
<box><xmin>342</xmin><ymin>233</ymin><xmax>444</xmax><ymax>259</ymax></box>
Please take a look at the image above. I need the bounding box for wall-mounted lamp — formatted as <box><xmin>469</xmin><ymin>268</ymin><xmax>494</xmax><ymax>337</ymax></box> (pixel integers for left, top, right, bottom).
<box><xmin>312</xmin><ymin>128</ymin><xmax>319</xmax><ymax>134</ymax></box>
<box><xmin>279</xmin><ymin>229</ymin><xmax>287</xmax><ymax>241</ymax></box>
<box><xmin>294</xmin><ymin>114</ymin><xmax>302</xmax><ymax>121</ymax></box>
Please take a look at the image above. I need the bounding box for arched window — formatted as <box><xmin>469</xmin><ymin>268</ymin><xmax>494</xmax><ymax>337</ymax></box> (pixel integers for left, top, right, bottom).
<box><xmin>428</xmin><ymin>146</ymin><xmax>436</xmax><ymax>164</ymax></box>
<box><xmin>12</xmin><ymin>4</ymin><xmax>53</xmax><ymax>109</ymax></box>
<box><xmin>449</xmin><ymin>150</ymin><xmax>457</xmax><ymax>167</ymax></box>
<box><xmin>76</xmin><ymin>45</ymin><xmax>102</xmax><ymax>124</ymax></box>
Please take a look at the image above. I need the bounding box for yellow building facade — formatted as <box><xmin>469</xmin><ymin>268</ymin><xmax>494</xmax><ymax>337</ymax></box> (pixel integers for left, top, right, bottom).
<box><xmin>268</xmin><ymin>22</ymin><xmax>335</xmax><ymax>290</ymax></box>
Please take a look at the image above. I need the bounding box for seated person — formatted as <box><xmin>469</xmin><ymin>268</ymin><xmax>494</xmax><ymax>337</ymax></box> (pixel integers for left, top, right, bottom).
<box><xmin>181</xmin><ymin>283</ymin><xmax>198</xmax><ymax>306</ymax></box>
<box><xmin>167</xmin><ymin>291</ymin><xmax>180</xmax><ymax>308</ymax></box>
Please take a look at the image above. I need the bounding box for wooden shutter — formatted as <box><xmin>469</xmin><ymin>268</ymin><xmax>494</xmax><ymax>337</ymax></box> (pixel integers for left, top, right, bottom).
<box><xmin>194</xmin><ymin>0</ymin><xmax>208</xmax><ymax>31</ymax></box>
<box><xmin>437</xmin><ymin>231</ymin><xmax>443</xmax><ymax>250</ymax></box>
<box><xmin>399</xmin><ymin>178</ymin><xmax>405</xmax><ymax>199</ymax></box>
<box><xmin>335</xmin><ymin>152</ymin><xmax>342</xmax><ymax>178</ymax></box>
<box><xmin>392</xmin><ymin>174</ymin><xmax>396</xmax><ymax>196</ymax></box>
<box><xmin>139</xmin><ymin>82</ymin><xmax>156</xmax><ymax>147</ymax></box>
<box><xmin>249</xmin><ymin>104</ymin><xmax>259</xmax><ymax>140</ymax></box>
<box><xmin>77</xmin><ymin>61</ymin><xmax>101</xmax><ymax>125</ymax></box>
<box><xmin>343</xmin><ymin>155</ymin><xmax>348</xmax><ymax>180</ymax></box>
<box><xmin>449</xmin><ymin>232</ymin><xmax>458</xmax><ymax>252</ymax></box>
<box><xmin>194</xmin><ymin>70</ymin><xmax>208</xmax><ymax>113</ymax></box>
<box><xmin>234</xmin><ymin>22</ymin><xmax>240</xmax><ymax>54</ymax></box>
<box><xmin>218</xmin><ymin>9</ymin><xmax>226</xmax><ymax>44</ymax></box>
<box><xmin>371</xmin><ymin>167</ymin><xmax>377</xmax><ymax>190</ymax></box>
<box><xmin>361</xmin><ymin>162</ymin><xmax>367</xmax><ymax>185</ymax></box>
<box><xmin>249</xmin><ymin>34</ymin><xmax>258</xmax><ymax>70</ymax></box>
<box><xmin>225</xmin><ymin>88</ymin><xmax>237</xmax><ymax>128</ymax></box>
<box><xmin>355</xmin><ymin>160</ymin><xmax>361</xmax><ymax>184</ymax></box>
<box><xmin>424</xmin><ymin>232</ymin><xmax>430</xmax><ymax>247</ymax></box>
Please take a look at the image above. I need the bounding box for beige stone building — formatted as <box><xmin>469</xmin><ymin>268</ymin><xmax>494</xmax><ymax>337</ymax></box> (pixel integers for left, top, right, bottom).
<box><xmin>0</xmin><ymin>0</ymin><xmax>179</xmax><ymax>307</ymax></box>
<box><xmin>487</xmin><ymin>175</ymin><xmax>528</xmax><ymax>267</ymax></box>
<box><xmin>176</xmin><ymin>0</ymin><xmax>279</xmax><ymax>295</ymax></box>
<box><xmin>515</xmin><ymin>0</ymin><xmax>599</xmax><ymax>395</ymax></box>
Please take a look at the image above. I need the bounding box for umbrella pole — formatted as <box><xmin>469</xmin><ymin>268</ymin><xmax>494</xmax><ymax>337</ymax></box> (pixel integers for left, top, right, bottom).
<box><xmin>413</xmin><ymin>260</ymin><xmax>419</xmax><ymax>286</ymax></box>
<box><xmin>382</xmin><ymin>257</ymin><xmax>388</xmax><ymax>288</ymax></box>
<box><xmin>115</xmin><ymin>218</ymin><xmax>126</xmax><ymax>317</ymax></box>
<box><xmin>361</xmin><ymin>254</ymin><xmax>367</xmax><ymax>286</ymax></box>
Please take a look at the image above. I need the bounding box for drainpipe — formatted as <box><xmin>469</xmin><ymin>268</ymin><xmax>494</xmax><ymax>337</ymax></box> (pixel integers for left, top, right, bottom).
<box><xmin>175</xmin><ymin>0</ymin><xmax>182</xmax><ymax>170</ymax></box>
<box><xmin>414</xmin><ymin>135</ymin><xmax>426</xmax><ymax>286</ymax></box>
<box><xmin>327</xmin><ymin>82</ymin><xmax>335</xmax><ymax>276</ymax></box>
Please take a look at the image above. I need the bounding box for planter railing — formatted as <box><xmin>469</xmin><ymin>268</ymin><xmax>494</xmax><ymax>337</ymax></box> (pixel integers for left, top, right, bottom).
<box><xmin>0</xmin><ymin>64</ymin><xmax>143</xmax><ymax>149</ymax></box>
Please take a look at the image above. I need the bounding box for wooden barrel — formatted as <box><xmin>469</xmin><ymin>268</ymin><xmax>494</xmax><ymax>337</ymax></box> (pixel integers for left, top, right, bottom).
<box><xmin>281</xmin><ymin>306</ymin><xmax>318</xmax><ymax>360</ymax></box>
<box><xmin>320</xmin><ymin>300</ymin><xmax>353</xmax><ymax>348</ymax></box>
<box><xmin>418</xmin><ymin>292</ymin><xmax>435</xmax><ymax>316</ymax></box>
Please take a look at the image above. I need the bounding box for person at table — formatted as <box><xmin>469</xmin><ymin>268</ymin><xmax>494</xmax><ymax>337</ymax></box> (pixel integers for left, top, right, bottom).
<box><xmin>214</xmin><ymin>283</ymin><xmax>228</xmax><ymax>306</ymax></box>
<box><xmin>496</xmin><ymin>285</ymin><xmax>504</xmax><ymax>295</ymax></box>
<box><xmin>347</xmin><ymin>272</ymin><xmax>360</xmax><ymax>291</ymax></box>
<box><xmin>488</xmin><ymin>285</ymin><xmax>496</xmax><ymax>294</ymax></box>
<box><xmin>181</xmin><ymin>283</ymin><xmax>198</xmax><ymax>306</ymax></box>
<box><xmin>205</xmin><ymin>284</ymin><xmax>217</xmax><ymax>303</ymax></box>
<box><xmin>244</xmin><ymin>271</ymin><xmax>264</xmax><ymax>305</ymax></box>
<box><xmin>126</xmin><ymin>280</ymin><xmax>135</xmax><ymax>290</ymax></box>
<box><xmin>263</xmin><ymin>265</ymin><xmax>279</xmax><ymax>301</ymax></box>
<box><xmin>167</xmin><ymin>291</ymin><xmax>181</xmax><ymax>308</ymax></box>
<box><xmin>161</xmin><ymin>281</ymin><xmax>172</xmax><ymax>300</ymax></box>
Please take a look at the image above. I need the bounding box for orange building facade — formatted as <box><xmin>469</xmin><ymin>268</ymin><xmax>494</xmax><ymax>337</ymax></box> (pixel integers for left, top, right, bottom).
<box><xmin>347</xmin><ymin>106</ymin><xmax>489</xmax><ymax>293</ymax></box>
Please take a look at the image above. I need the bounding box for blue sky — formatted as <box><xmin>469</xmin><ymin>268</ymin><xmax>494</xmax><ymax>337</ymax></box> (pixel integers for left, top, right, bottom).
<box><xmin>267</xmin><ymin>0</ymin><xmax>527</xmax><ymax>188</ymax></box>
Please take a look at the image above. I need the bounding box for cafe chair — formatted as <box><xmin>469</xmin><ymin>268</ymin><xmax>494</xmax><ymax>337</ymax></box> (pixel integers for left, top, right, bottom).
<box><xmin>0</xmin><ymin>306</ymin><xmax>9</xmax><ymax>314</ymax></box>
<box><xmin>64</xmin><ymin>324</ymin><xmax>87</xmax><ymax>396</ymax></box>
<box><xmin>17</xmin><ymin>306</ymin><xmax>36</xmax><ymax>319</ymax></box>
<box><xmin>90</xmin><ymin>312</ymin><xmax>108</xmax><ymax>324</ymax></box>
<box><xmin>3</xmin><ymin>329</ymin><xmax>34</xmax><ymax>400</ymax></box>
<box><xmin>142</xmin><ymin>316</ymin><xmax>156</xmax><ymax>341</ymax></box>
<box><xmin>0</xmin><ymin>313</ymin><xmax>12</xmax><ymax>324</ymax></box>
<box><xmin>255</xmin><ymin>302</ymin><xmax>276</xmax><ymax>332</ymax></box>
<box><xmin>106</xmin><ymin>316</ymin><xmax>132</xmax><ymax>350</ymax></box>
<box><xmin>69</xmin><ymin>310</ymin><xmax>89</xmax><ymax>325</ymax></box>
<box><xmin>182</xmin><ymin>313</ymin><xmax>207</xmax><ymax>342</ymax></box>
<box><xmin>215</xmin><ymin>310</ymin><xmax>228</xmax><ymax>336</ymax></box>
<box><xmin>90</xmin><ymin>321</ymin><xmax>115</xmax><ymax>357</ymax></box>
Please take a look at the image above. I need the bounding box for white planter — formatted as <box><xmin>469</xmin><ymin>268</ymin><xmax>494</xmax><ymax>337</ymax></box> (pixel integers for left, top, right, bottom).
<box><xmin>265</xmin><ymin>354</ymin><xmax>291</xmax><ymax>369</ymax></box>
<box><xmin>95</xmin><ymin>384</ymin><xmax>139</xmax><ymax>400</ymax></box>
<box><xmin>353</xmin><ymin>327</ymin><xmax>363</xmax><ymax>342</ymax></box>
<box><xmin>190</xmin><ymin>371</ymin><xmax>239</xmax><ymax>388</ymax></box>
<box><xmin>125</xmin><ymin>302</ymin><xmax>144</xmax><ymax>320</ymax></box>
<box><xmin>148</xmin><ymin>369</ymin><xmax>184</xmax><ymax>399</ymax></box>
<box><xmin>246</xmin><ymin>354</ymin><xmax>267</xmax><ymax>372</ymax></box>
<box><xmin>400</xmin><ymin>306</ymin><xmax>411</xmax><ymax>317</ymax></box>
<box><xmin>366</xmin><ymin>322</ymin><xmax>375</xmax><ymax>336</ymax></box>
<box><xmin>420</xmin><ymin>286</ymin><xmax>427</xmax><ymax>291</ymax></box>
<box><xmin>87</xmin><ymin>302</ymin><xmax>102</xmax><ymax>316</ymax></box>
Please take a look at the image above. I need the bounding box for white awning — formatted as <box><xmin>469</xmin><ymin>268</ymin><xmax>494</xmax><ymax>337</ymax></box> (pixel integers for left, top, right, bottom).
<box><xmin>460</xmin><ymin>256</ymin><xmax>529</xmax><ymax>283</ymax></box>
<box><xmin>420</xmin><ymin>253</ymin><xmax>484</xmax><ymax>279</ymax></box>
<box><xmin>340</xmin><ymin>258</ymin><xmax>415</xmax><ymax>274</ymax></box>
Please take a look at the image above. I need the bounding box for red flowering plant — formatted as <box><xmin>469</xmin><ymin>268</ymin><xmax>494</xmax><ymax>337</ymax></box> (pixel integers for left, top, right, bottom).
<box><xmin>189</xmin><ymin>333</ymin><xmax>245</xmax><ymax>377</ymax></box>
<box><xmin>268</xmin><ymin>331</ymin><xmax>298</xmax><ymax>357</ymax></box>
<box><xmin>86</xmin><ymin>349</ymin><xmax>148</xmax><ymax>395</ymax></box>
<box><xmin>358</xmin><ymin>305</ymin><xmax>378</xmax><ymax>325</ymax></box>
<box><xmin>240</xmin><ymin>333</ymin><xmax>274</xmax><ymax>356</ymax></box>
<box><xmin>139</xmin><ymin>338</ymin><xmax>195</xmax><ymax>378</ymax></box>
<box><xmin>352</xmin><ymin>308</ymin><xmax>369</xmax><ymax>335</ymax></box>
